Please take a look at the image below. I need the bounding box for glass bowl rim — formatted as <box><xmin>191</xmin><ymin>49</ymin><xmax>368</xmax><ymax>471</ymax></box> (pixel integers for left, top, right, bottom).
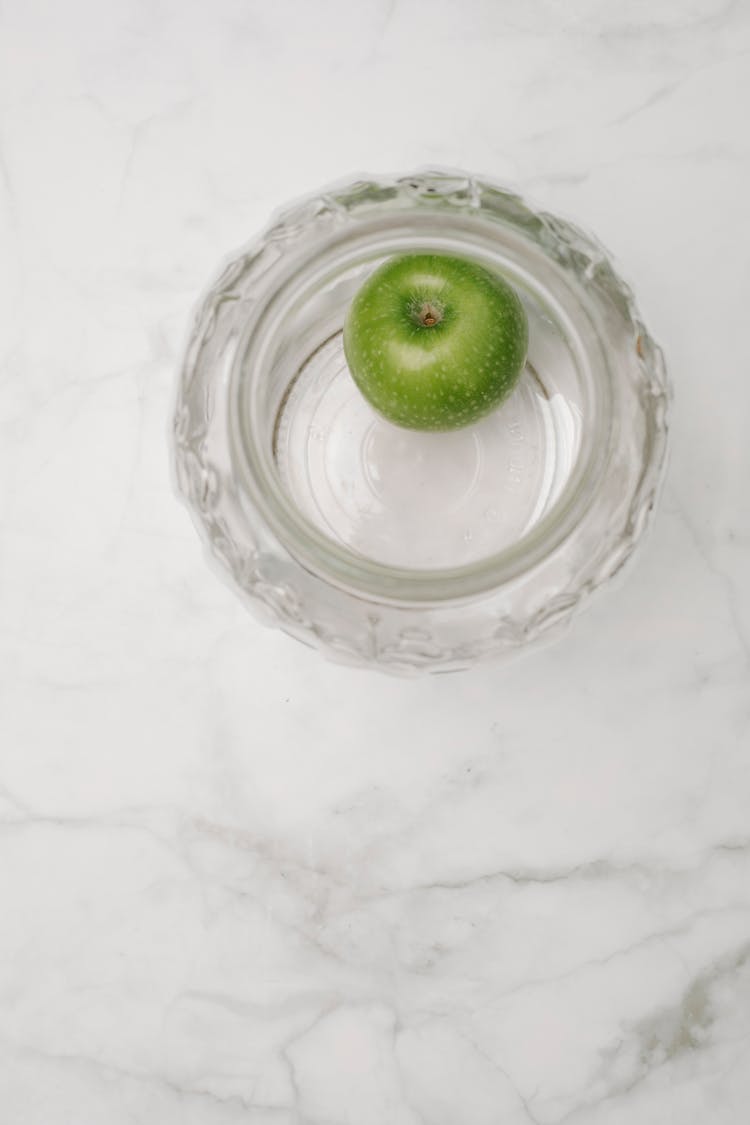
<box><xmin>228</xmin><ymin>247</ymin><xmax>608</xmax><ymax>605</ymax></box>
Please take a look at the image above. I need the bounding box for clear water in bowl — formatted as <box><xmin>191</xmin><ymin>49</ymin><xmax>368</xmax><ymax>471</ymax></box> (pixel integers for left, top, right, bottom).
<box><xmin>274</xmin><ymin>299</ymin><xmax>583</xmax><ymax>570</ymax></box>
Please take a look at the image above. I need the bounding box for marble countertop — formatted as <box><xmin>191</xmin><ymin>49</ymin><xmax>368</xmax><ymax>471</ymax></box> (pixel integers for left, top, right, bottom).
<box><xmin>2</xmin><ymin>1</ymin><xmax>750</xmax><ymax>1122</ymax></box>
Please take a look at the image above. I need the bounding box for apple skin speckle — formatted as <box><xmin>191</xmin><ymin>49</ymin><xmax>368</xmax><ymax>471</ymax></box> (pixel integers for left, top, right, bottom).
<box><xmin>343</xmin><ymin>253</ymin><xmax>529</xmax><ymax>432</ymax></box>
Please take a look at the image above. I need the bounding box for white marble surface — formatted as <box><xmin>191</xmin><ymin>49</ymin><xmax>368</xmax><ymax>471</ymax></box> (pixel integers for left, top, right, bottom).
<box><xmin>2</xmin><ymin>0</ymin><xmax>750</xmax><ymax>1121</ymax></box>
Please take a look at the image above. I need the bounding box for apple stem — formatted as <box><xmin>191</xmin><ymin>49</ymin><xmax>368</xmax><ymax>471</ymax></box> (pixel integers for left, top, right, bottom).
<box><xmin>417</xmin><ymin>301</ymin><xmax>443</xmax><ymax>328</ymax></box>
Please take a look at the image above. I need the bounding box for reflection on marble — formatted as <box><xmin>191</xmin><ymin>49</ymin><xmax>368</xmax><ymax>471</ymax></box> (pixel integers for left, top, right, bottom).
<box><xmin>1</xmin><ymin>0</ymin><xmax>750</xmax><ymax>1121</ymax></box>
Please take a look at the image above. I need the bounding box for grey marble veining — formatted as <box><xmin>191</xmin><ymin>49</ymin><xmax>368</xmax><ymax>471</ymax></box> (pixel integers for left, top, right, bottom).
<box><xmin>1</xmin><ymin>0</ymin><xmax>750</xmax><ymax>1122</ymax></box>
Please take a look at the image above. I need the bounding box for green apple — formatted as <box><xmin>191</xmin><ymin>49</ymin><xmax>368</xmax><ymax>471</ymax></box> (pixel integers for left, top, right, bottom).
<box><xmin>343</xmin><ymin>252</ymin><xmax>528</xmax><ymax>431</ymax></box>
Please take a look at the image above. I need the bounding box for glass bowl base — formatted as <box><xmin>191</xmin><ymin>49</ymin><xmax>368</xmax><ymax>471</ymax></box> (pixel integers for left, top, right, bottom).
<box><xmin>274</xmin><ymin>332</ymin><xmax>582</xmax><ymax>570</ymax></box>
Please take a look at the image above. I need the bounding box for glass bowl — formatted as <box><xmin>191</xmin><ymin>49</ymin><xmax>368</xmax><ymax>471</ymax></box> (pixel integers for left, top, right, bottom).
<box><xmin>173</xmin><ymin>169</ymin><xmax>670</xmax><ymax>674</ymax></box>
